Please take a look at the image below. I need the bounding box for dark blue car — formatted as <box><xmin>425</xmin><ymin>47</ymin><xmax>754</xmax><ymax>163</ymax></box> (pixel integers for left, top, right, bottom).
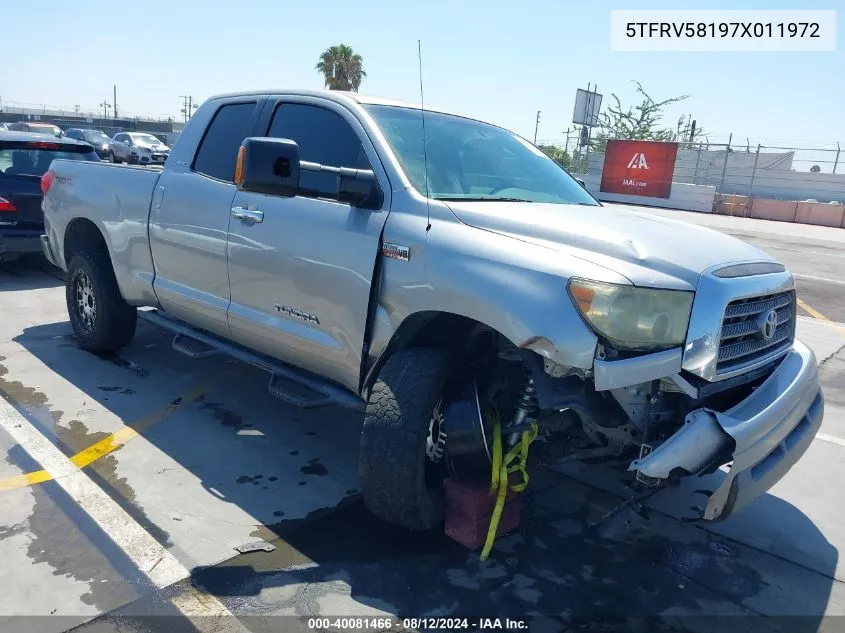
<box><xmin>0</xmin><ymin>131</ymin><xmax>99</xmax><ymax>262</ymax></box>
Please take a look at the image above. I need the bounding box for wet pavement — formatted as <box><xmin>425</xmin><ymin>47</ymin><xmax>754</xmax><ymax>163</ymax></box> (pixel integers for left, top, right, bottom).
<box><xmin>2</xmin><ymin>210</ymin><xmax>845</xmax><ymax>633</ymax></box>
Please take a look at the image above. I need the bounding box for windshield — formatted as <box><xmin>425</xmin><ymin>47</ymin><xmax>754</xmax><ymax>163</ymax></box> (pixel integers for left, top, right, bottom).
<box><xmin>364</xmin><ymin>105</ymin><xmax>598</xmax><ymax>205</ymax></box>
<box><xmin>30</xmin><ymin>124</ymin><xmax>62</xmax><ymax>137</ymax></box>
<box><xmin>130</xmin><ymin>134</ymin><xmax>162</xmax><ymax>145</ymax></box>
<box><xmin>83</xmin><ymin>130</ymin><xmax>110</xmax><ymax>143</ymax></box>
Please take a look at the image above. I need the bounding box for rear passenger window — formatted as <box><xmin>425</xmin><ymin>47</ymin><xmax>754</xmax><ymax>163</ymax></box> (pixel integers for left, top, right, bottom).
<box><xmin>266</xmin><ymin>103</ymin><xmax>370</xmax><ymax>200</ymax></box>
<box><xmin>193</xmin><ymin>102</ymin><xmax>256</xmax><ymax>181</ymax></box>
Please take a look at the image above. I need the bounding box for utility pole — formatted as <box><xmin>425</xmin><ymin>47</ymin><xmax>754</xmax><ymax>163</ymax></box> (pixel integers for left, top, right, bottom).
<box><xmin>179</xmin><ymin>95</ymin><xmax>198</xmax><ymax>122</ymax></box>
<box><xmin>533</xmin><ymin>110</ymin><xmax>541</xmax><ymax>144</ymax></box>
<box><xmin>99</xmin><ymin>100</ymin><xmax>111</xmax><ymax>119</ymax></box>
<box><xmin>113</xmin><ymin>85</ymin><xmax>118</xmax><ymax>119</ymax></box>
<box><xmin>179</xmin><ymin>95</ymin><xmax>190</xmax><ymax>122</ymax></box>
<box><xmin>563</xmin><ymin>127</ymin><xmax>573</xmax><ymax>153</ymax></box>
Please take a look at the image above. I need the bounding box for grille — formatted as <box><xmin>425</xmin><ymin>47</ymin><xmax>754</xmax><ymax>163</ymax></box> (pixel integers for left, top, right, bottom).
<box><xmin>716</xmin><ymin>290</ymin><xmax>795</xmax><ymax>373</ymax></box>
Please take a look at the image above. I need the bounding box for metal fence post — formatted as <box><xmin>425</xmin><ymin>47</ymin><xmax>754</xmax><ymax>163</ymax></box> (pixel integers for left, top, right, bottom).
<box><xmin>693</xmin><ymin>142</ymin><xmax>703</xmax><ymax>184</ymax></box>
<box><xmin>748</xmin><ymin>144</ymin><xmax>761</xmax><ymax>198</ymax></box>
<box><xmin>835</xmin><ymin>142</ymin><xmax>841</xmax><ymax>174</ymax></box>
<box><xmin>718</xmin><ymin>133</ymin><xmax>733</xmax><ymax>194</ymax></box>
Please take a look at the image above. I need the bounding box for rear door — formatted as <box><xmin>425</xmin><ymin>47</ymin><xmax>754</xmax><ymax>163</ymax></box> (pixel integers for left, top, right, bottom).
<box><xmin>148</xmin><ymin>99</ymin><xmax>262</xmax><ymax>338</ymax></box>
<box><xmin>226</xmin><ymin>97</ymin><xmax>392</xmax><ymax>393</ymax></box>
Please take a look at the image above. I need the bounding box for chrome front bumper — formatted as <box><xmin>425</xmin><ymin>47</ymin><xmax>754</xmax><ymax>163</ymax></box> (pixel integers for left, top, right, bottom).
<box><xmin>631</xmin><ymin>338</ymin><xmax>823</xmax><ymax>521</ymax></box>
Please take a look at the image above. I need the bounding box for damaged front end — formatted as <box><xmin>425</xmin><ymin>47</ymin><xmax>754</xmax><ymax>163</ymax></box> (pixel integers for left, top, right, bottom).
<box><xmin>524</xmin><ymin>332</ymin><xmax>823</xmax><ymax>523</ymax></box>
<box><xmin>629</xmin><ymin>340</ymin><xmax>823</xmax><ymax>520</ymax></box>
<box><xmin>438</xmin><ymin>269</ymin><xmax>823</xmax><ymax>524</ymax></box>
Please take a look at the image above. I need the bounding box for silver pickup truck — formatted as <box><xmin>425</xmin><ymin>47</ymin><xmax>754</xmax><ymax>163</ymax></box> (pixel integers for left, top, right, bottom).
<box><xmin>41</xmin><ymin>90</ymin><xmax>823</xmax><ymax>530</ymax></box>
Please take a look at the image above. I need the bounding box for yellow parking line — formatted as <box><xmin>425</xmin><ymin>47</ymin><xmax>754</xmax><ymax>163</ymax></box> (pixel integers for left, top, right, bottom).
<box><xmin>797</xmin><ymin>297</ymin><xmax>829</xmax><ymax>321</ymax></box>
<box><xmin>0</xmin><ymin>385</ymin><xmax>205</xmax><ymax>492</ymax></box>
<box><xmin>0</xmin><ymin>469</ymin><xmax>52</xmax><ymax>492</ymax></box>
<box><xmin>797</xmin><ymin>298</ymin><xmax>845</xmax><ymax>333</ymax></box>
<box><xmin>71</xmin><ymin>426</ymin><xmax>140</xmax><ymax>470</ymax></box>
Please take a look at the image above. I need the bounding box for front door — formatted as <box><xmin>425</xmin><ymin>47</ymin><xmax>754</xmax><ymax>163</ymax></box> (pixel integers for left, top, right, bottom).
<box><xmin>226</xmin><ymin>98</ymin><xmax>391</xmax><ymax>393</ymax></box>
<box><xmin>149</xmin><ymin>99</ymin><xmax>261</xmax><ymax>337</ymax></box>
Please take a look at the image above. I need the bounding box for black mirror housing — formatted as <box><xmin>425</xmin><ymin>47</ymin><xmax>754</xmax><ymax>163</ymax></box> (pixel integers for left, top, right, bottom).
<box><xmin>574</xmin><ymin>177</ymin><xmax>586</xmax><ymax>189</ymax></box>
<box><xmin>338</xmin><ymin>170</ymin><xmax>382</xmax><ymax>209</ymax></box>
<box><xmin>238</xmin><ymin>137</ymin><xmax>300</xmax><ymax>197</ymax></box>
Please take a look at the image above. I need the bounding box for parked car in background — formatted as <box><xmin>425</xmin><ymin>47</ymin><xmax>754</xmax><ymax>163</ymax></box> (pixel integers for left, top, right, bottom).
<box><xmin>0</xmin><ymin>123</ymin><xmax>12</xmax><ymax>131</ymax></box>
<box><xmin>63</xmin><ymin>128</ymin><xmax>119</xmax><ymax>162</ymax></box>
<box><xmin>0</xmin><ymin>131</ymin><xmax>99</xmax><ymax>262</ymax></box>
<box><xmin>6</xmin><ymin>122</ymin><xmax>63</xmax><ymax>137</ymax></box>
<box><xmin>111</xmin><ymin>132</ymin><xmax>170</xmax><ymax>165</ymax></box>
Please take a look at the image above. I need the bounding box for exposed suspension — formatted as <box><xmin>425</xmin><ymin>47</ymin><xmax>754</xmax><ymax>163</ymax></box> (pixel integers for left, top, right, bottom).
<box><xmin>506</xmin><ymin>377</ymin><xmax>539</xmax><ymax>445</ymax></box>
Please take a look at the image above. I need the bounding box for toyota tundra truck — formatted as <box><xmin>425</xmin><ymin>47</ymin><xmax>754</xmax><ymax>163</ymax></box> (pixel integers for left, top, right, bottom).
<box><xmin>40</xmin><ymin>90</ymin><xmax>823</xmax><ymax>530</ymax></box>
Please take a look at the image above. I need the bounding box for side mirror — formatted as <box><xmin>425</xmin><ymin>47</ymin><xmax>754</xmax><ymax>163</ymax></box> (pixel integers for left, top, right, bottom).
<box><xmin>574</xmin><ymin>177</ymin><xmax>586</xmax><ymax>189</ymax></box>
<box><xmin>338</xmin><ymin>169</ymin><xmax>383</xmax><ymax>209</ymax></box>
<box><xmin>236</xmin><ymin>137</ymin><xmax>300</xmax><ymax>197</ymax></box>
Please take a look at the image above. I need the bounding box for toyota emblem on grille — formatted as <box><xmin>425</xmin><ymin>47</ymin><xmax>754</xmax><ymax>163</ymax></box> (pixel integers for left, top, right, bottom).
<box><xmin>757</xmin><ymin>308</ymin><xmax>779</xmax><ymax>341</ymax></box>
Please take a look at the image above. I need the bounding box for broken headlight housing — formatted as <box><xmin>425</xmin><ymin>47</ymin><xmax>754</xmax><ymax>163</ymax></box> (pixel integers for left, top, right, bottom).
<box><xmin>568</xmin><ymin>278</ymin><xmax>694</xmax><ymax>352</ymax></box>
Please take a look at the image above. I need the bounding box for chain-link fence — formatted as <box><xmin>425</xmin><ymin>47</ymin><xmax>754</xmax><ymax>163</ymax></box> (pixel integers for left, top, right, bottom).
<box><xmin>0</xmin><ymin>99</ymin><xmax>174</xmax><ymax>123</ymax></box>
<box><xmin>538</xmin><ymin>134</ymin><xmax>845</xmax><ymax>204</ymax></box>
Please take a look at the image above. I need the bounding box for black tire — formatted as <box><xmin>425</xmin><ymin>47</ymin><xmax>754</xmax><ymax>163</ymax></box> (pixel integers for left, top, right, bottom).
<box><xmin>107</xmin><ymin>151</ymin><xmax>115</xmax><ymax>163</ymax></box>
<box><xmin>66</xmin><ymin>249</ymin><xmax>137</xmax><ymax>352</ymax></box>
<box><xmin>359</xmin><ymin>347</ymin><xmax>453</xmax><ymax>530</ymax></box>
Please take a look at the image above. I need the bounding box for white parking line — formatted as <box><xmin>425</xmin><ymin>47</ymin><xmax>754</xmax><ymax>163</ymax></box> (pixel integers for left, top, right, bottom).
<box><xmin>0</xmin><ymin>394</ymin><xmax>249</xmax><ymax>631</ymax></box>
<box><xmin>793</xmin><ymin>273</ymin><xmax>845</xmax><ymax>286</ymax></box>
<box><xmin>762</xmin><ymin>245</ymin><xmax>845</xmax><ymax>259</ymax></box>
<box><xmin>816</xmin><ymin>432</ymin><xmax>845</xmax><ymax>448</ymax></box>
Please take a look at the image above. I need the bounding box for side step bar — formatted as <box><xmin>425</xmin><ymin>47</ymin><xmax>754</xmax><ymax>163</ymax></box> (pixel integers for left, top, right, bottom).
<box><xmin>139</xmin><ymin>310</ymin><xmax>365</xmax><ymax>413</ymax></box>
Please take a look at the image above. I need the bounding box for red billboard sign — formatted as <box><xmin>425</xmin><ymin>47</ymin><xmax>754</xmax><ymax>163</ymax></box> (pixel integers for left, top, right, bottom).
<box><xmin>600</xmin><ymin>139</ymin><xmax>679</xmax><ymax>199</ymax></box>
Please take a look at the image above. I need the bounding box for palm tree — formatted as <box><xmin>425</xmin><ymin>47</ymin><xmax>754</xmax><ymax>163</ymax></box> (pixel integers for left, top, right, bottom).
<box><xmin>315</xmin><ymin>44</ymin><xmax>367</xmax><ymax>92</ymax></box>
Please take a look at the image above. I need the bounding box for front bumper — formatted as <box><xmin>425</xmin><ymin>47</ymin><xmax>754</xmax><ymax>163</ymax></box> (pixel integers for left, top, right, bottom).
<box><xmin>1</xmin><ymin>229</ymin><xmax>44</xmax><ymax>258</ymax></box>
<box><xmin>631</xmin><ymin>338</ymin><xmax>823</xmax><ymax>521</ymax></box>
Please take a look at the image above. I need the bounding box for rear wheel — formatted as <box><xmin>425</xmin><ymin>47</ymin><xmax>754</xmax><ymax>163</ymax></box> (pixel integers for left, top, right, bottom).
<box><xmin>66</xmin><ymin>249</ymin><xmax>137</xmax><ymax>352</ymax></box>
<box><xmin>359</xmin><ymin>347</ymin><xmax>453</xmax><ymax>530</ymax></box>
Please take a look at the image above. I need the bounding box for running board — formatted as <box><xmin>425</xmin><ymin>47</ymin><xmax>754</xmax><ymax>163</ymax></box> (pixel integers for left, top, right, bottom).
<box><xmin>139</xmin><ymin>310</ymin><xmax>365</xmax><ymax>412</ymax></box>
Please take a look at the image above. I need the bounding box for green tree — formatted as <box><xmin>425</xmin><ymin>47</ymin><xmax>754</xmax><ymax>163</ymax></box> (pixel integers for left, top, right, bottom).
<box><xmin>538</xmin><ymin>144</ymin><xmax>588</xmax><ymax>174</ymax></box>
<box><xmin>590</xmin><ymin>81</ymin><xmax>704</xmax><ymax>151</ymax></box>
<box><xmin>538</xmin><ymin>144</ymin><xmax>571</xmax><ymax>169</ymax></box>
<box><xmin>315</xmin><ymin>44</ymin><xmax>367</xmax><ymax>92</ymax></box>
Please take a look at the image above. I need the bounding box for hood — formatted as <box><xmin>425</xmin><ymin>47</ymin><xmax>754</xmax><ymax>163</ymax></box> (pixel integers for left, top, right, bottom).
<box><xmin>444</xmin><ymin>200</ymin><xmax>776</xmax><ymax>290</ymax></box>
<box><xmin>136</xmin><ymin>141</ymin><xmax>169</xmax><ymax>151</ymax></box>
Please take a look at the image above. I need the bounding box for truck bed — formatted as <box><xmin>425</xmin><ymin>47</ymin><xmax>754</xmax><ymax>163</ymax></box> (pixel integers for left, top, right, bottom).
<box><xmin>42</xmin><ymin>160</ymin><xmax>162</xmax><ymax>307</ymax></box>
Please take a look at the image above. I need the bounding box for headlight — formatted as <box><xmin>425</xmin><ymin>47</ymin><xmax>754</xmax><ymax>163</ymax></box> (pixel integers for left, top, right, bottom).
<box><xmin>568</xmin><ymin>278</ymin><xmax>693</xmax><ymax>351</ymax></box>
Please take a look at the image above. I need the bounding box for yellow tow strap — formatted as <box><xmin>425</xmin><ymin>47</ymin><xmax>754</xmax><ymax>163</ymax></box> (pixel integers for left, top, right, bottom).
<box><xmin>480</xmin><ymin>406</ymin><xmax>538</xmax><ymax>561</ymax></box>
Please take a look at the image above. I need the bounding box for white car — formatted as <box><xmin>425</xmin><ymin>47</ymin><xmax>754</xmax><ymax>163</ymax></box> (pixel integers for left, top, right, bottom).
<box><xmin>111</xmin><ymin>132</ymin><xmax>170</xmax><ymax>165</ymax></box>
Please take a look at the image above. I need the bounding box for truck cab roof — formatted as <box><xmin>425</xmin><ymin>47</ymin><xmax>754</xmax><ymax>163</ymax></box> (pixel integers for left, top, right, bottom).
<box><xmin>204</xmin><ymin>89</ymin><xmax>466</xmax><ymax>118</ymax></box>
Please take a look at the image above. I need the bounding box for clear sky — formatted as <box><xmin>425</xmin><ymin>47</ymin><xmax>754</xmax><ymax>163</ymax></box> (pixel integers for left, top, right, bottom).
<box><xmin>1</xmin><ymin>0</ymin><xmax>841</xmax><ymax>149</ymax></box>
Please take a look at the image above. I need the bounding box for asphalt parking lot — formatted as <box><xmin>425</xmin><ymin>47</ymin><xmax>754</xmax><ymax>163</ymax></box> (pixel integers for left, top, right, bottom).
<box><xmin>2</xmin><ymin>208</ymin><xmax>845</xmax><ymax>633</ymax></box>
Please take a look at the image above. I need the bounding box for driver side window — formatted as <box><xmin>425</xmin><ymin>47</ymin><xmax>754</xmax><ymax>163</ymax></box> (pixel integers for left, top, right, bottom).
<box><xmin>265</xmin><ymin>103</ymin><xmax>371</xmax><ymax>202</ymax></box>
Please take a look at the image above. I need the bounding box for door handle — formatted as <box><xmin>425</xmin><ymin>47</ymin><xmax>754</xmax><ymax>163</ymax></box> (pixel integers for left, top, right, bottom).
<box><xmin>231</xmin><ymin>206</ymin><xmax>264</xmax><ymax>224</ymax></box>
